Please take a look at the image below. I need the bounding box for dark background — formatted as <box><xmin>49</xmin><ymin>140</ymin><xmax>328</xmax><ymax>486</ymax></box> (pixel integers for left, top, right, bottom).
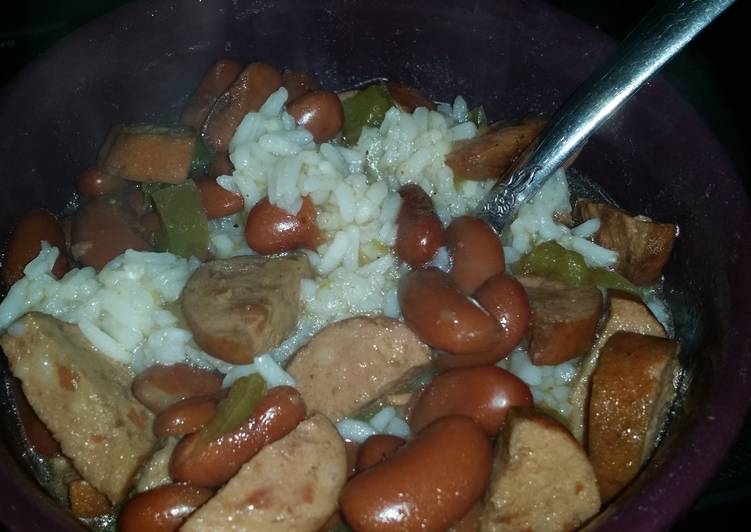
<box><xmin>1</xmin><ymin>0</ymin><xmax>749</xmax><ymax>529</ymax></box>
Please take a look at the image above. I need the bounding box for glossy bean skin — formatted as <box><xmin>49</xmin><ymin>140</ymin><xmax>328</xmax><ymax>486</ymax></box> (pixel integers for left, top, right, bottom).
<box><xmin>356</xmin><ymin>434</ymin><xmax>406</xmax><ymax>472</ymax></box>
<box><xmin>203</xmin><ymin>62</ymin><xmax>282</xmax><ymax>152</ymax></box>
<box><xmin>409</xmin><ymin>366</ymin><xmax>533</xmax><ymax>436</ymax></box>
<box><xmin>395</xmin><ymin>184</ymin><xmax>444</xmax><ymax>267</ymax></box>
<box><xmin>119</xmin><ymin>482</ymin><xmax>214</xmax><ymax>532</ymax></box>
<box><xmin>433</xmin><ymin>346</ymin><xmax>509</xmax><ymax>371</ymax></box>
<box><xmin>208</xmin><ymin>151</ymin><xmax>234</xmax><ymax>178</ymax></box>
<box><xmin>71</xmin><ymin>197</ymin><xmax>151</xmax><ymax>270</ymax></box>
<box><xmin>153</xmin><ymin>396</ymin><xmax>218</xmax><ymax>438</ymax></box>
<box><xmin>245</xmin><ymin>196</ymin><xmax>321</xmax><ymax>254</ymax></box>
<box><xmin>446</xmin><ymin>216</ymin><xmax>505</xmax><ymax>294</ymax></box>
<box><xmin>340</xmin><ymin>416</ymin><xmax>492</xmax><ymax>532</ymax></box>
<box><xmin>170</xmin><ymin>386</ymin><xmax>306</xmax><ymax>488</ymax></box>
<box><xmin>474</xmin><ymin>272</ymin><xmax>530</xmax><ymax>351</ymax></box>
<box><xmin>386</xmin><ymin>82</ymin><xmax>436</xmax><ymax>113</ymax></box>
<box><xmin>399</xmin><ymin>268</ymin><xmax>503</xmax><ymax>355</ymax></box>
<box><xmin>281</xmin><ymin>70</ymin><xmax>321</xmax><ymax>102</ymax></box>
<box><xmin>2</xmin><ymin>209</ymin><xmax>69</xmax><ymax>286</ymax></box>
<box><xmin>180</xmin><ymin>58</ymin><xmax>244</xmax><ymax>131</ymax></box>
<box><xmin>132</xmin><ymin>364</ymin><xmax>224</xmax><ymax>413</ymax></box>
<box><xmin>76</xmin><ymin>167</ymin><xmax>128</xmax><ymax>198</ymax></box>
<box><xmin>286</xmin><ymin>90</ymin><xmax>343</xmax><ymax>143</ymax></box>
<box><xmin>196</xmin><ymin>178</ymin><xmax>244</xmax><ymax>219</ymax></box>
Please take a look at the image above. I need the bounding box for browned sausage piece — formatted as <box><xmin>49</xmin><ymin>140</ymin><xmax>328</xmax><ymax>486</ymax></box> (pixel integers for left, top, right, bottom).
<box><xmin>576</xmin><ymin>200</ymin><xmax>677</xmax><ymax>285</ymax></box>
<box><xmin>386</xmin><ymin>82</ymin><xmax>436</xmax><ymax>113</ymax></box>
<box><xmin>181</xmin><ymin>253</ymin><xmax>311</xmax><ymax>364</ymax></box>
<box><xmin>480</xmin><ymin>408</ymin><xmax>601</xmax><ymax>532</ymax></box>
<box><xmin>181</xmin><ymin>414</ymin><xmax>346</xmax><ymax>532</ymax></box>
<box><xmin>519</xmin><ymin>277</ymin><xmax>603</xmax><ymax>366</ymax></box>
<box><xmin>340</xmin><ymin>416</ymin><xmax>492</xmax><ymax>532</ymax></box>
<box><xmin>170</xmin><ymin>386</ymin><xmax>306</xmax><ymax>488</ymax></box>
<box><xmin>181</xmin><ymin>58</ymin><xmax>244</xmax><ymax>131</ymax></box>
<box><xmin>285</xmin><ymin>316</ymin><xmax>431</xmax><ymax>420</ymax></box>
<box><xmin>71</xmin><ymin>196</ymin><xmax>152</xmax><ymax>270</ymax></box>
<box><xmin>568</xmin><ymin>290</ymin><xmax>666</xmax><ymax>442</ymax></box>
<box><xmin>445</xmin><ymin>117</ymin><xmax>545</xmax><ymax>180</ymax></box>
<box><xmin>132</xmin><ymin>364</ymin><xmax>223</xmax><ymax>413</ymax></box>
<box><xmin>588</xmin><ymin>332</ymin><xmax>679</xmax><ymax>502</ymax></box>
<box><xmin>69</xmin><ymin>480</ymin><xmax>112</xmax><ymax>519</ymax></box>
<box><xmin>203</xmin><ymin>62</ymin><xmax>283</xmax><ymax>152</ymax></box>
<box><xmin>0</xmin><ymin>313</ymin><xmax>156</xmax><ymax>503</ymax></box>
<box><xmin>98</xmin><ymin>124</ymin><xmax>196</xmax><ymax>184</ymax></box>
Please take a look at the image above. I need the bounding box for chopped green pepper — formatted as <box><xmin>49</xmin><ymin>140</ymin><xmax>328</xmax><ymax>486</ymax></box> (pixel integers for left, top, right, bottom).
<box><xmin>468</xmin><ymin>105</ymin><xmax>488</xmax><ymax>128</ymax></box>
<box><xmin>151</xmin><ymin>181</ymin><xmax>209</xmax><ymax>259</ymax></box>
<box><xmin>513</xmin><ymin>241</ymin><xmax>590</xmax><ymax>286</ymax></box>
<box><xmin>513</xmin><ymin>240</ymin><xmax>639</xmax><ymax>295</ymax></box>
<box><xmin>341</xmin><ymin>84</ymin><xmax>393</xmax><ymax>146</ymax></box>
<box><xmin>190</xmin><ymin>136</ymin><xmax>213</xmax><ymax>177</ymax></box>
<box><xmin>198</xmin><ymin>374</ymin><xmax>267</xmax><ymax>444</ymax></box>
<box><xmin>590</xmin><ymin>268</ymin><xmax>639</xmax><ymax>295</ymax></box>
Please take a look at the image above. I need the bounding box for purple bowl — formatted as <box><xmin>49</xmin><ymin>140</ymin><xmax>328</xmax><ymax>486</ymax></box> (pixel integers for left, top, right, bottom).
<box><xmin>1</xmin><ymin>0</ymin><xmax>750</xmax><ymax>530</ymax></box>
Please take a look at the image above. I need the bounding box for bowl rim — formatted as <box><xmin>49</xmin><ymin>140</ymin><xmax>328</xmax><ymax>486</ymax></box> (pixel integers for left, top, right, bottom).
<box><xmin>0</xmin><ymin>0</ymin><xmax>750</xmax><ymax>530</ymax></box>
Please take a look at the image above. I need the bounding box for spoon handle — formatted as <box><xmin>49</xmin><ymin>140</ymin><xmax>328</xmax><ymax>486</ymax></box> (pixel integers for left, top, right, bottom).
<box><xmin>477</xmin><ymin>0</ymin><xmax>734</xmax><ymax>229</ymax></box>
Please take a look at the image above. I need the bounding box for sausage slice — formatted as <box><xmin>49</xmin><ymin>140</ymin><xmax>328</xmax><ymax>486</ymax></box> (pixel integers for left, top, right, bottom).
<box><xmin>568</xmin><ymin>290</ymin><xmax>666</xmax><ymax>441</ymax></box>
<box><xmin>0</xmin><ymin>313</ymin><xmax>156</xmax><ymax>503</ymax></box>
<box><xmin>181</xmin><ymin>253</ymin><xmax>311</xmax><ymax>364</ymax></box>
<box><xmin>576</xmin><ymin>200</ymin><xmax>677</xmax><ymax>285</ymax></box>
<box><xmin>519</xmin><ymin>277</ymin><xmax>603</xmax><ymax>366</ymax></box>
<box><xmin>445</xmin><ymin>117</ymin><xmax>545</xmax><ymax>180</ymax></box>
<box><xmin>181</xmin><ymin>414</ymin><xmax>347</xmax><ymax>532</ymax></box>
<box><xmin>285</xmin><ymin>316</ymin><xmax>432</xmax><ymax>420</ymax></box>
<box><xmin>588</xmin><ymin>332</ymin><xmax>679</xmax><ymax>501</ymax></box>
<box><xmin>480</xmin><ymin>408</ymin><xmax>601</xmax><ymax>532</ymax></box>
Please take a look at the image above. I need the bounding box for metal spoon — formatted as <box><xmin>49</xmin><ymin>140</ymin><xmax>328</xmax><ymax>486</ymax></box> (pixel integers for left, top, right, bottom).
<box><xmin>476</xmin><ymin>0</ymin><xmax>735</xmax><ymax>229</ymax></box>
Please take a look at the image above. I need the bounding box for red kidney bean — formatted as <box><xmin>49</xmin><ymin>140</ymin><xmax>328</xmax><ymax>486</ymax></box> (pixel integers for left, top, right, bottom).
<box><xmin>244</xmin><ymin>196</ymin><xmax>321</xmax><ymax>254</ymax></box>
<box><xmin>395</xmin><ymin>184</ymin><xmax>444</xmax><ymax>267</ymax></box>
<box><xmin>286</xmin><ymin>89</ymin><xmax>343</xmax><ymax>143</ymax></box>
<box><xmin>474</xmin><ymin>272</ymin><xmax>530</xmax><ymax>351</ymax></box>
<box><xmin>76</xmin><ymin>167</ymin><xmax>129</xmax><ymax>198</ymax></box>
<box><xmin>446</xmin><ymin>216</ymin><xmax>505</xmax><ymax>294</ymax></box>
<box><xmin>132</xmin><ymin>364</ymin><xmax>224</xmax><ymax>413</ymax></box>
<box><xmin>340</xmin><ymin>416</ymin><xmax>492</xmax><ymax>532</ymax></box>
<box><xmin>386</xmin><ymin>82</ymin><xmax>436</xmax><ymax>112</ymax></box>
<box><xmin>410</xmin><ymin>366</ymin><xmax>533</xmax><ymax>436</ymax></box>
<box><xmin>203</xmin><ymin>62</ymin><xmax>282</xmax><ymax>152</ymax></box>
<box><xmin>119</xmin><ymin>482</ymin><xmax>214</xmax><ymax>532</ymax></box>
<box><xmin>153</xmin><ymin>396</ymin><xmax>218</xmax><ymax>438</ymax></box>
<box><xmin>71</xmin><ymin>197</ymin><xmax>151</xmax><ymax>270</ymax></box>
<box><xmin>169</xmin><ymin>386</ymin><xmax>306</xmax><ymax>488</ymax></box>
<box><xmin>356</xmin><ymin>434</ymin><xmax>406</xmax><ymax>472</ymax></box>
<box><xmin>196</xmin><ymin>178</ymin><xmax>244</xmax><ymax>219</ymax></box>
<box><xmin>282</xmin><ymin>70</ymin><xmax>321</xmax><ymax>102</ymax></box>
<box><xmin>2</xmin><ymin>209</ymin><xmax>69</xmax><ymax>286</ymax></box>
<box><xmin>181</xmin><ymin>58</ymin><xmax>244</xmax><ymax>131</ymax></box>
<box><xmin>398</xmin><ymin>267</ymin><xmax>504</xmax><ymax>354</ymax></box>
<box><xmin>208</xmin><ymin>151</ymin><xmax>234</xmax><ymax>178</ymax></box>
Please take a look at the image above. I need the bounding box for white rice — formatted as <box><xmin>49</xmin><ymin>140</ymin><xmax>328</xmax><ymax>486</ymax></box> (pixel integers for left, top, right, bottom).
<box><xmin>0</xmin><ymin>88</ymin><xmax>674</xmax><ymax>433</ymax></box>
<box><xmin>337</xmin><ymin>406</ymin><xmax>411</xmax><ymax>444</ymax></box>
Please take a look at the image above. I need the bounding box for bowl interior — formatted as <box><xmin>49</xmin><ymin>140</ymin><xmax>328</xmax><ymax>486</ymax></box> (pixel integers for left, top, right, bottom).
<box><xmin>1</xmin><ymin>0</ymin><xmax>750</xmax><ymax>530</ymax></box>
